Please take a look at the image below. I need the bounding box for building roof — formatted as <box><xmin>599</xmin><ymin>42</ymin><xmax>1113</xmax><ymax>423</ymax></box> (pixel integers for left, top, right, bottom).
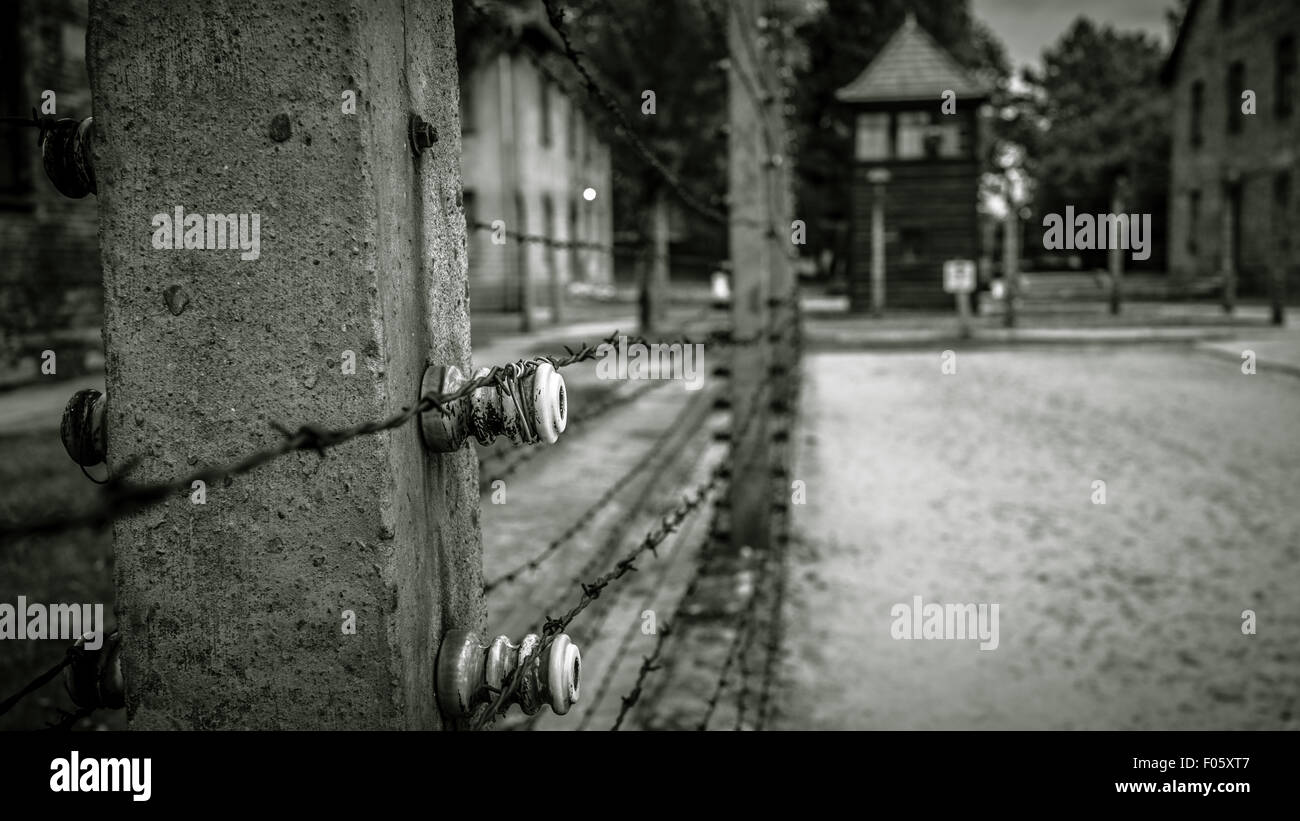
<box><xmin>1160</xmin><ymin>0</ymin><xmax>1202</xmax><ymax>85</ymax></box>
<box><xmin>835</xmin><ymin>13</ymin><xmax>990</xmax><ymax>104</ymax></box>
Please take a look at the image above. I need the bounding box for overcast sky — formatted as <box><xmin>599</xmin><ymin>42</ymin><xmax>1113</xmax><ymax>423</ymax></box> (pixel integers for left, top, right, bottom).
<box><xmin>971</xmin><ymin>0</ymin><xmax>1176</xmax><ymax>74</ymax></box>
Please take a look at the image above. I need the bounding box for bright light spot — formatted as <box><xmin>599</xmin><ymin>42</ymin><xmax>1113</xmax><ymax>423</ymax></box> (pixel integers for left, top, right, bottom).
<box><xmin>583</xmin><ymin>187</ymin><xmax>597</xmax><ymax>201</ymax></box>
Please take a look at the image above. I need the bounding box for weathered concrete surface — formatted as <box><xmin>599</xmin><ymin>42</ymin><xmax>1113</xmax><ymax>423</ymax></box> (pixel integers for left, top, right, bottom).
<box><xmin>88</xmin><ymin>0</ymin><xmax>481</xmax><ymax>728</ymax></box>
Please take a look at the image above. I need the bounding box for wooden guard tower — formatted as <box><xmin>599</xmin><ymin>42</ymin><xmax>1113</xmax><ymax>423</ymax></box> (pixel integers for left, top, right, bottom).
<box><xmin>836</xmin><ymin>13</ymin><xmax>990</xmax><ymax>311</ymax></box>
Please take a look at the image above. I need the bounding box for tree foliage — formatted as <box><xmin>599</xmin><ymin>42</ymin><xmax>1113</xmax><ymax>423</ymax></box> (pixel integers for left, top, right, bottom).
<box><xmin>1017</xmin><ymin>18</ymin><xmax>1170</xmax><ymax>268</ymax></box>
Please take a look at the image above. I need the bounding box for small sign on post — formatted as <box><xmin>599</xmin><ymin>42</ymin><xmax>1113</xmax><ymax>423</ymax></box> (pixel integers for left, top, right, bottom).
<box><xmin>943</xmin><ymin>259</ymin><xmax>976</xmax><ymax>338</ymax></box>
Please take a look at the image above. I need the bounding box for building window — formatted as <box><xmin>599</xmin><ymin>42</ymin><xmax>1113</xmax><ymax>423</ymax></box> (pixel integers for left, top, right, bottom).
<box><xmin>1189</xmin><ymin>190</ymin><xmax>1201</xmax><ymax>255</ymax></box>
<box><xmin>1219</xmin><ymin>0</ymin><xmax>1235</xmax><ymax>26</ymax></box>
<box><xmin>896</xmin><ymin>111</ymin><xmax>931</xmax><ymax>159</ymax></box>
<box><xmin>1227</xmin><ymin>61</ymin><xmax>1244</xmax><ymax>134</ymax></box>
<box><xmin>1190</xmin><ymin>80</ymin><xmax>1204</xmax><ymax>147</ymax></box>
<box><xmin>1278</xmin><ymin>35</ymin><xmax>1295</xmax><ymax>119</ymax></box>
<box><xmin>540</xmin><ymin>79</ymin><xmax>552</xmax><ymax>147</ymax></box>
<box><xmin>854</xmin><ymin>112</ymin><xmax>890</xmax><ymax>160</ymax></box>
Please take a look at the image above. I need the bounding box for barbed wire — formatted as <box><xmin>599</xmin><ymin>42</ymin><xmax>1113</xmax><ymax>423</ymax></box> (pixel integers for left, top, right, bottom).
<box><xmin>482</xmin><ymin>385</ymin><xmax>700</xmax><ymax>592</ymax></box>
<box><xmin>732</xmin><ymin>583</ymin><xmax>761</xmax><ymax>730</ymax></box>
<box><xmin>696</xmin><ymin>586</ymin><xmax>758</xmax><ymax>731</ymax></box>
<box><xmin>0</xmin><ymin>643</ymin><xmax>85</xmax><ymax>719</ymax></box>
<box><xmin>475</xmin><ymin>299</ymin><xmax>725</xmax><ymax>492</ymax></box>
<box><xmin>469</xmin><ymin>220</ymin><xmax>614</xmax><ymax>253</ymax></box>
<box><xmin>478</xmin><ymin>379</ymin><xmax>669</xmax><ymax>492</ymax></box>
<box><xmin>505</xmin><ymin>386</ymin><xmax>717</xmax><ymax>732</ymax></box>
<box><xmin>467</xmin><ymin>219</ymin><xmax>725</xmax><ymax>267</ymax></box>
<box><xmin>471</xmin><ymin>464</ymin><xmax>724</xmax><ymax>729</ymax></box>
<box><xmin>538</xmin><ymin>0</ymin><xmax>730</xmax><ymax>227</ymax></box>
<box><xmin>462</xmin><ymin>0</ymin><xmax>731</xmax><ymax>233</ymax></box>
<box><xmin>608</xmin><ymin>517</ymin><xmax>717</xmax><ymax>730</ymax></box>
<box><xmin>575</xmin><ymin>488</ymin><xmax>704</xmax><ymax>730</ymax></box>
<box><xmin>44</xmin><ymin>705</ymin><xmax>96</xmax><ymax>731</ymax></box>
<box><xmin>0</xmin><ymin>330</ymin><xmax>706</xmax><ymax>541</ymax></box>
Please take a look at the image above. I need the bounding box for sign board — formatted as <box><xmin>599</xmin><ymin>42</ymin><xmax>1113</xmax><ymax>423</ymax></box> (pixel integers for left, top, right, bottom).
<box><xmin>943</xmin><ymin>259</ymin><xmax>976</xmax><ymax>294</ymax></box>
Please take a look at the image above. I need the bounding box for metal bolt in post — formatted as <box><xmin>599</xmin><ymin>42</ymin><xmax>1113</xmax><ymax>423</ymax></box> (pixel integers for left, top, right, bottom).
<box><xmin>409</xmin><ymin>113</ymin><xmax>438</xmax><ymax>157</ymax></box>
<box><xmin>61</xmin><ymin>389</ymin><xmax>107</xmax><ymax>467</ymax></box>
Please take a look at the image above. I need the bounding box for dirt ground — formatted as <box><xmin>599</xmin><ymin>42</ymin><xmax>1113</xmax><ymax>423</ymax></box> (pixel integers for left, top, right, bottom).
<box><xmin>772</xmin><ymin>345</ymin><xmax>1300</xmax><ymax>730</ymax></box>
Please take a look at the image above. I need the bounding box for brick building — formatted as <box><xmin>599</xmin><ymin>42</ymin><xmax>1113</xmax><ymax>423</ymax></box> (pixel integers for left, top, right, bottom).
<box><xmin>0</xmin><ymin>0</ymin><xmax>100</xmax><ymax>380</ymax></box>
<box><xmin>457</xmin><ymin>0</ymin><xmax>614</xmax><ymax>316</ymax></box>
<box><xmin>1163</xmin><ymin>0</ymin><xmax>1298</xmax><ymax>298</ymax></box>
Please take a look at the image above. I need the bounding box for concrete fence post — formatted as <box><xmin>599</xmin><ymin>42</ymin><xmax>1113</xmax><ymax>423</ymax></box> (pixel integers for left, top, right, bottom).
<box><xmin>87</xmin><ymin>0</ymin><xmax>482</xmax><ymax>729</ymax></box>
<box><xmin>640</xmin><ymin>188</ymin><xmax>670</xmax><ymax>333</ymax></box>
<box><xmin>726</xmin><ymin>0</ymin><xmax>771</xmax><ymax>554</ymax></box>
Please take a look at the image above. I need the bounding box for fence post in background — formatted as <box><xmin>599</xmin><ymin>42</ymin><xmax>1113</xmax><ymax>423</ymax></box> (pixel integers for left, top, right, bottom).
<box><xmin>1271</xmin><ymin>183</ymin><xmax>1287</xmax><ymax>326</ymax></box>
<box><xmin>726</xmin><ymin>0</ymin><xmax>772</xmax><ymax>554</ymax></box>
<box><xmin>640</xmin><ymin>188</ymin><xmax>670</xmax><ymax>333</ymax></box>
<box><xmin>868</xmin><ymin>168</ymin><xmax>889</xmax><ymax>317</ymax></box>
<box><xmin>548</xmin><ymin>202</ymin><xmax>565</xmax><ymax>325</ymax></box>
<box><xmin>1109</xmin><ymin>174</ymin><xmax>1126</xmax><ymax>315</ymax></box>
<box><xmin>1002</xmin><ymin>202</ymin><xmax>1019</xmax><ymax>328</ymax></box>
<box><xmin>87</xmin><ymin>0</ymin><xmax>482</xmax><ymax>729</ymax></box>
<box><xmin>517</xmin><ymin>195</ymin><xmax>535</xmax><ymax>332</ymax></box>
<box><xmin>1221</xmin><ymin>176</ymin><xmax>1238</xmax><ymax>315</ymax></box>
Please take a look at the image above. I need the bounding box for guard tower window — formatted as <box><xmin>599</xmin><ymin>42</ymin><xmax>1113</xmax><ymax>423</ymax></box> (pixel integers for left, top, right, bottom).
<box><xmin>854</xmin><ymin>112</ymin><xmax>891</xmax><ymax>161</ymax></box>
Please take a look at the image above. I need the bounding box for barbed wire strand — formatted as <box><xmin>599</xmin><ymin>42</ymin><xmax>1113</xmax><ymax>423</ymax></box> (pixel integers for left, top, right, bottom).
<box><xmin>483</xmin><ymin>385</ymin><xmax>702</xmax><ymax>592</ymax></box>
<box><xmin>538</xmin><ymin>0</ymin><xmax>730</xmax><ymax>227</ymax></box>
<box><xmin>0</xmin><ymin>330</ymin><xmax>718</xmax><ymax>541</ymax></box>
<box><xmin>0</xmin><ymin>644</ymin><xmax>84</xmax><ymax>719</ymax></box>
<box><xmin>695</xmin><ymin>587</ymin><xmax>759</xmax><ymax>731</ymax></box>
<box><xmin>44</xmin><ymin>705</ymin><xmax>96</xmax><ymax>732</ymax></box>
<box><xmin>478</xmin><ymin>378</ymin><xmax>669</xmax><ymax>492</ymax></box>
<box><xmin>608</xmin><ymin>516</ymin><xmax>718</xmax><ymax>730</ymax></box>
<box><xmin>575</xmin><ymin>494</ymin><xmax>705</xmax><ymax>730</ymax></box>
<box><xmin>471</xmin><ymin>465</ymin><xmax>724</xmax><ymax>729</ymax></box>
